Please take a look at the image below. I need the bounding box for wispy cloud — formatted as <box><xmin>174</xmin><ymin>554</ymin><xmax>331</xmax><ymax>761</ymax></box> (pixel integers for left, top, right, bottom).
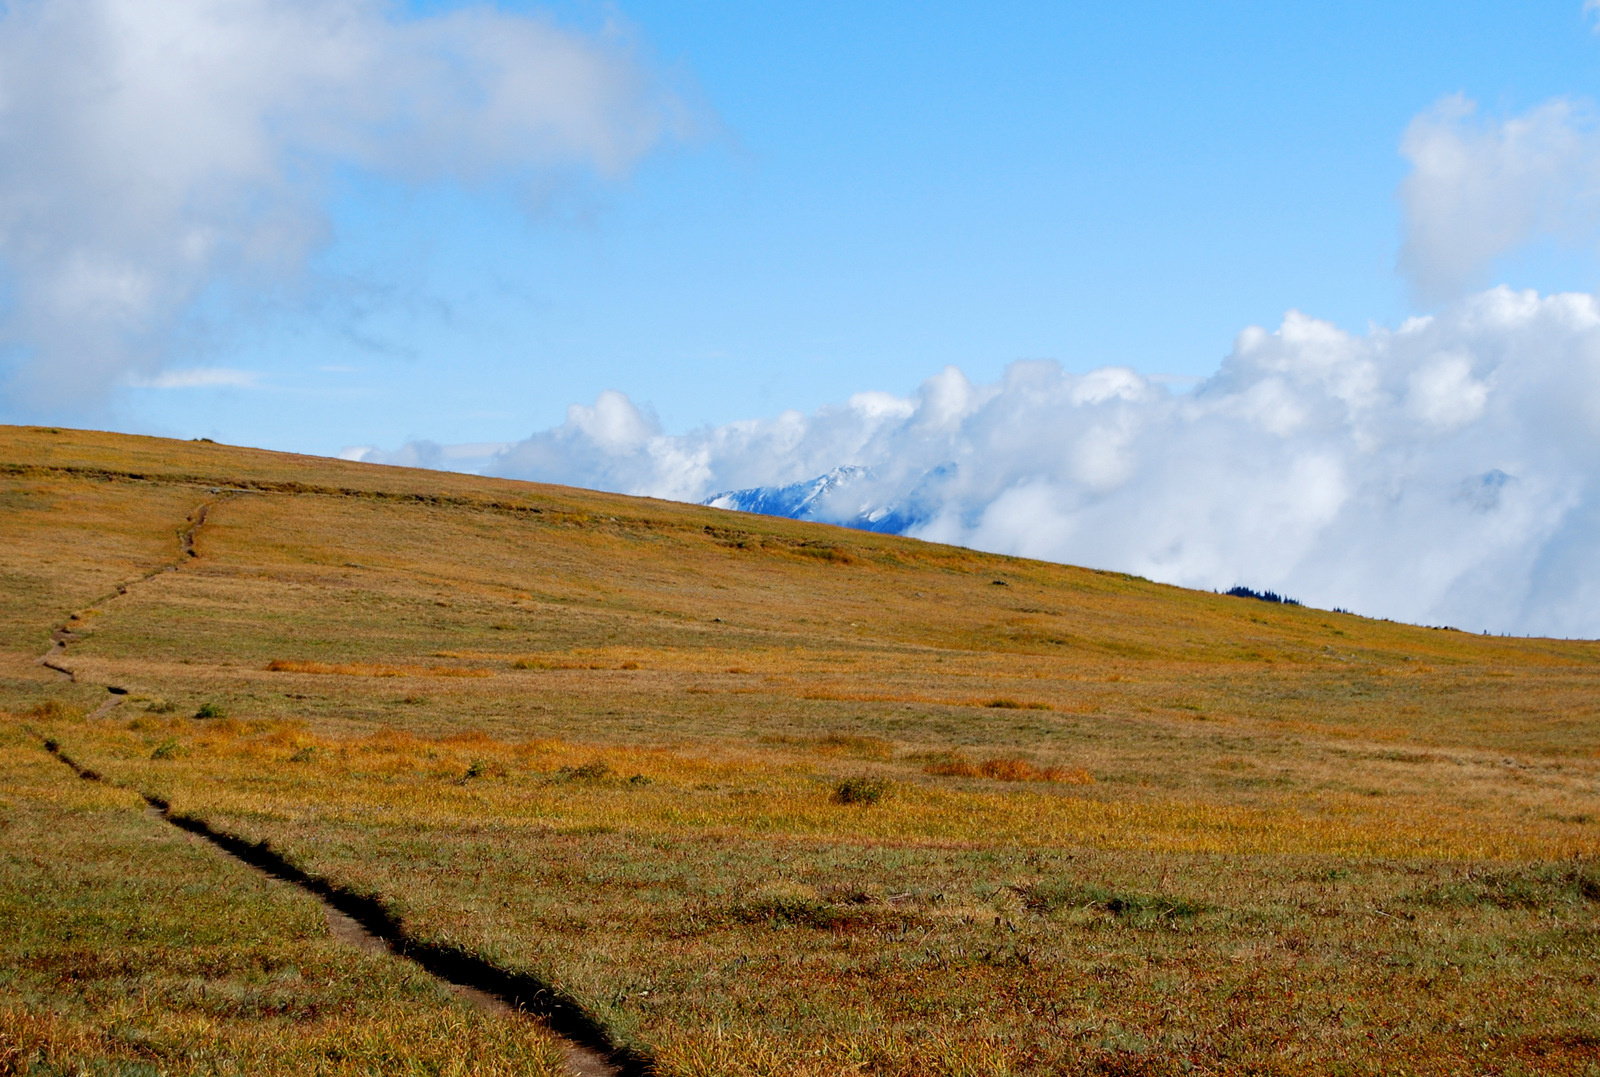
<box><xmin>0</xmin><ymin>0</ymin><xmax>696</xmax><ymax>413</ymax></box>
<box><xmin>125</xmin><ymin>367</ymin><xmax>261</xmax><ymax>390</ymax></box>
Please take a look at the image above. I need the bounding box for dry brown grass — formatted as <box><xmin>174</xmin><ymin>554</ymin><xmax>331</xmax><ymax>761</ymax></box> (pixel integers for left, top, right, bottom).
<box><xmin>2</xmin><ymin>423</ymin><xmax>1599</xmax><ymax>1075</ymax></box>
<box><xmin>0</xmin><ymin>724</ymin><xmax>565</xmax><ymax>1077</ymax></box>
<box><xmin>32</xmin><ymin>714</ymin><xmax>1600</xmax><ymax>1075</ymax></box>
<box><xmin>922</xmin><ymin>752</ymin><xmax>1095</xmax><ymax>783</ymax></box>
<box><xmin>266</xmin><ymin>658</ymin><xmax>493</xmax><ymax>677</ymax></box>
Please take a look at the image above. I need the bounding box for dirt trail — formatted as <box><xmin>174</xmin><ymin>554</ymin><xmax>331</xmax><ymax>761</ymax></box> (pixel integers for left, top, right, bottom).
<box><xmin>85</xmin><ymin>693</ymin><xmax>125</xmax><ymax>721</ymax></box>
<box><xmin>37</xmin><ymin>631</ymin><xmax>73</xmax><ymax>680</ymax></box>
<box><xmin>34</xmin><ymin>494</ymin><xmax>230</xmax><ymax>694</ymax></box>
<box><xmin>28</xmin><ymin>493</ymin><xmax>632</xmax><ymax>1077</ymax></box>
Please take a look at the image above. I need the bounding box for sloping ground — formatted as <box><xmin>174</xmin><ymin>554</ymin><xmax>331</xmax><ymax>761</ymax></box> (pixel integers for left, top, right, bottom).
<box><xmin>0</xmin><ymin>726</ymin><xmax>567</xmax><ymax>1076</ymax></box>
<box><xmin>3</xmin><ymin>424</ymin><xmax>1599</xmax><ymax>1075</ymax></box>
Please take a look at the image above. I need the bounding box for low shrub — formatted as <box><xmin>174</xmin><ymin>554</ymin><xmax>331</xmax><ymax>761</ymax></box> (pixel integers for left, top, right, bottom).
<box><xmin>461</xmin><ymin>759</ymin><xmax>509</xmax><ymax>781</ymax></box>
<box><xmin>150</xmin><ymin>738</ymin><xmax>182</xmax><ymax>761</ymax></box>
<box><xmin>831</xmin><ymin>777</ymin><xmax>891</xmax><ymax>805</ymax></box>
<box><xmin>194</xmin><ymin>702</ymin><xmax>226</xmax><ymax>719</ymax></box>
<box><xmin>553</xmin><ymin>760</ymin><xmax>612</xmax><ymax>783</ymax></box>
<box><xmin>983</xmin><ymin>698</ymin><xmax>1051</xmax><ymax>710</ymax></box>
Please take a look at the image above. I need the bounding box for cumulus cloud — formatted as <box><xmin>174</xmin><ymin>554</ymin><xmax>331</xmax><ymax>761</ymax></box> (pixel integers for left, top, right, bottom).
<box><xmin>460</xmin><ymin>287</ymin><xmax>1600</xmax><ymax>637</ymax></box>
<box><xmin>0</xmin><ymin>0</ymin><xmax>692</xmax><ymax>411</ymax></box>
<box><xmin>1400</xmin><ymin>95</ymin><xmax>1600</xmax><ymax>302</ymax></box>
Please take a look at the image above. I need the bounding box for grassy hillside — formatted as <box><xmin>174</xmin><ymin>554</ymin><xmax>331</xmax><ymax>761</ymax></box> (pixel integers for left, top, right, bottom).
<box><xmin>3</xmin><ymin>424</ymin><xmax>1597</xmax><ymax>1076</ymax></box>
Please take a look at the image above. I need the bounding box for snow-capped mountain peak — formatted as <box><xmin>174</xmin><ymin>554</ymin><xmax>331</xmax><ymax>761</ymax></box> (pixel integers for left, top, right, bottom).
<box><xmin>702</xmin><ymin>464</ymin><xmax>934</xmax><ymax>535</ymax></box>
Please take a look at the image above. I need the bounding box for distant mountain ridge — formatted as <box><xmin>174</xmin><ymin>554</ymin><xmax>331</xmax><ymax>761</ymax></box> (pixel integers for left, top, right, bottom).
<box><xmin>703</xmin><ymin>465</ymin><xmax>924</xmax><ymax>534</ymax></box>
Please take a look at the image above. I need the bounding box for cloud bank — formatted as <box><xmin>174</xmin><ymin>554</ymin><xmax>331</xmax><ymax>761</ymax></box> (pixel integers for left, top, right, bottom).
<box><xmin>0</xmin><ymin>0</ymin><xmax>690</xmax><ymax>411</ymax></box>
<box><xmin>454</xmin><ymin>287</ymin><xmax>1600</xmax><ymax>638</ymax></box>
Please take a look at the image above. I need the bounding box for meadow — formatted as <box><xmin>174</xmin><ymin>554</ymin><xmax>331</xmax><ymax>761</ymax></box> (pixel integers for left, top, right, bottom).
<box><xmin>2</xmin><ymin>424</ymin><xmax>1597</xmax><ymax>1075</ymax></box>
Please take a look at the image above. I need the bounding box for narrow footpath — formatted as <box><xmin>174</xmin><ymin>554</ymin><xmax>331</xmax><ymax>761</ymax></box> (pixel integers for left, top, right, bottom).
<box><xmin>32</xmin><ymin>491</ymin><xmax>632</xmax><ymax>1077</ymax></box>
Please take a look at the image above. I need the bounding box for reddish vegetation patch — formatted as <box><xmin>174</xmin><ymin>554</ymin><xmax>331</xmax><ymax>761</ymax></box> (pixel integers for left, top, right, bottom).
<box><xmin>923</xmin><ymin>754</ymin><xmax>1094</xmax><ymax>784</ymax></box>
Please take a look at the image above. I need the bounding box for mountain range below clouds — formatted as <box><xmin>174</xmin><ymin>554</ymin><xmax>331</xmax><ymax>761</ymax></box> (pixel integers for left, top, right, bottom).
<box><xmin>353</xmin><ymin>285</ymin><xmax>1600</xmax><ymax>641</ymax></box>
<box><xmin>704</xmin><ymin>466</ymin><xmax>921</xmax><ymax>535</ymax></box>
<box><xmin>699</xmin><ymin>461</ymin><xmax>1524</xmax><ymax>623</ymax></box>
<box><xmin>701</xmin><ymin>462</ymin><xmax>1532</xmax><ymax>618</ymax></box>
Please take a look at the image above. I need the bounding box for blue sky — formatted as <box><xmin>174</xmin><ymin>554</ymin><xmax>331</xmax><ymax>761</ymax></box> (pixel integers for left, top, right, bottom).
<box><xmin>52</xmin><ymin>0</ymin><xmax>1600</xmax><ymax>454</ymax></box>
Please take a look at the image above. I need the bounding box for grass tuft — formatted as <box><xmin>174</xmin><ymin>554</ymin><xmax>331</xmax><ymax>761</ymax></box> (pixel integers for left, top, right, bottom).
<box><xmin>983</xmin><ymin>697</ymin><xmax>1052</xmax><ymax>710</ymax></box>
<box><xmin>552</xmin><ymin>760</ymin><xmax>612</xmax><ymax>783</ymax></box>
<box><xmin>831</xmin><ymin>776</ymin><xmax>891</xmax><ymax>805</ymax></box>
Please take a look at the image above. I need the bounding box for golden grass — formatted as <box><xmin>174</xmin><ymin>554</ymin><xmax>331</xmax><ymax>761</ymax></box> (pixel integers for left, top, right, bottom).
<box><xmin>35</xmin><ymin>714</ymin><xmax>1600</xmax><ymax>1075</ymax></box>
<box><xmin>3</xmin><ymin>423</ymin><xmax>1599</xmax><ymax>1075</ymax></box>
<box><xmin>72</xmin><ymin>719</ymin><xmax>1591</xmax><ymax>861</ymax></box>
<box><xmin>0</xmin><ymin>725</ymin><xmax>564</xmax><ymax>1077</ymax></box>
<box><xmin>922</xmin><ymin>752</ymin><xmax>1095</xmax><ymax>784</ymax></box>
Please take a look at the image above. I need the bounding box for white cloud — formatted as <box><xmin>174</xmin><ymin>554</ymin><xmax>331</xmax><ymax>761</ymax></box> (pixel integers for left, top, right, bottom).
<box><xmin>125</xmin><ymin>366</ymin><xmax>260</xmax><ymax>389</ymax></box>
<box><xmin>449</xmin><ymin>287</ymin><xmax>1600</xmax><ymax>637</ymax></box>
<box><xmin>0</xmin><ymin>0</ymin><xmax>692</xmax><ymax>411</ymax></box>
<box><xmin>1406</xmin><ymin>354</ymin><xmax>1488</xmax><ymax>428</ymax></box>
<box><xmin>1399</xmin><ymin>94</ymin><xmax>1600</xmax><ymax>301</ymax></box>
